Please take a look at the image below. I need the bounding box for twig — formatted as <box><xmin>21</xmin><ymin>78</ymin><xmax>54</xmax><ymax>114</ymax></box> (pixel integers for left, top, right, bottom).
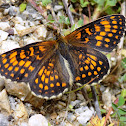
<box><xmin>87</xmin><ymin>0</ymin><xmax>91</xmax><ymax>22</ymax></box>
<box><xmin>62</xmin><ymin>0</ymin><xmax>74</xmax><ymax>26</ymax></box>
<box><xmin>91</xmin><ymin>86</ymin><xmax>102</xmax><ymax>120</ymax></box>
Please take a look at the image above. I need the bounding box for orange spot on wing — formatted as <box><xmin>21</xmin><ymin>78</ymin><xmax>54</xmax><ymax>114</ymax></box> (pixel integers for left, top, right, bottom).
<box><xmin>100</xmin><ymin>32</ymin><xmax>106</xmax><ymax>36</ymax></box>
<box><xmin>50</xmin><ymin>76</ymin><xmax>54</xmax><ymax>81</ymax></box>
<box><xmin>90</xmin><ymin>64</ymin><xmax>94</xmax><ymax>70</ymax></box>
<box><xmin>39</xmin><ymin>83</ymin><xmax>43</xmax><ymax>89</ymax></box>
<box><xmin>50</xmin><ymin>83</ymin><xmax>54</xmax><ymax>87</ymax></box>
<box><xmin>113</xmin><ymin>25</ymin><xmax>118</xmax><ymax>29</ymax></box>
<box><xmin>104</xmin><ymin>44</ymin><xmax>109</xmax><ymax>48</ymax></box>
<box><xmin>99</xmin><ymin>61</ymin><xmax>103</xmax><ymax>65</ymax></box>
<box><xmin>14</xmin><ymin>67</ymin><xmax>19</xmax><ymax>72</ymax></box>
<box><xmin>49</xmin><ymin>63</ymin><xmax>54</xmax><ymax>67</ymax></box>
<box><xmin>4</xmin><ymin>63</ymin><xmax>9</xmax><ymax>68</ymax></box>
<box><xmin>10</xmin><ymin>57</ymin><xmax>16</xmax><ymax>63</ymax></box>
<box><xmin>80</xmin><ymin>67</ymin><xmax>83</xmax><ymax>71</ymax></box>
<box><xmin>108</xmin><ymin>33</ymin><xmax>113</xmax><ymax>37</ymax></box>
<box><xmin>76</xmin><ymin>76</ymin><xmax>81</xmax><ymax>81</ymax></box>
<box><xmin>29</xmin><ymin>47</ymin><xmax>34</xmax><ymax>56</ymax></box>
<box><xmin>13</xmin><ymin>60</ymin><xmax>18</xmax><ymax>66</ymax></box>
<box><xmin>84</xmin><ymin>65</ymin><xmax>89</xmax><ymax>70</ymax></box>
<box><xmin>112</xmin><ymin>20</ymin><xmax>117</xmax><ymax>24</ymax></box>
<box><xmin>82</xmin><ymin>74</ymin><xmax>86</xmax><ymax>78</ymax></box>
<box><xmin>20</xmin><ymin>50</ymin><xmax>26</xmax><ymax>59</ymax></box>
<box><xmin>9</xmin><ymin>51</ymin><xmax>17</xmax><ymax>59</ymax></box>
<box><xmin>88</xmin><ymin>72</ymin><xmax>92</xmax><ymax>76</ymax></box>
<box><xmin>46</xmin><ymin>71</ymin><xmax>50</xmax><ymax>76</ymax></box>
<box><xmin>95</xmin><ymin>36</ymin><xmax>103</xmax><ymax>40</ymax></box>
<box><xmin>95</xmin><ymin>25</ymin><xmax>100</xmax><ymax>32</ymax></box>
<box><xmin>10</xmin><ymin>73</ymin><xmax>14</xmax><ymax>77</ymax></box>
<box><xmin>56</xmin><ymin>82</ymin><xmax>60</xmax><ymax>86</ymax></box>
<box><xmin>62</xmin><ymin>83</ymin><xmax>66</xmax><ymax>87</ymax></box>
<box><xmin>45</xmin><ymin>78</ymin><xmax>49</xmax><ymax>84</ymax></box>
<box><xmin>85</xmin><ymin>28</ymin><xmax>92</xmax><ymax>35</ymax></box>
<box><xmin>8</xmin><ymin>66</ymin><xmax>13</xmax><ymax>71</ymax></box>
<box><xmin>24</xmin><ymin>61</ymin><xmax>31</xmax><ymax>67</ymax></box>
<box><xmin>24</xmin><ymin>73</ymin><xmax>28</xmax><ymax>77</ymax></box>
<box><xmin>96</xmin><ymin>41</ymin><xmax>102</xmax><ymax>46</ymax></box>
<box><xmin>39</xmin><ymin>46</ymin><xmax>46</xmax><ymax>52</ymax></box>
<box><xmin>38</xmin><ymin>66</ymin><xmax>45</xmax><ymax>76</ymax></box>
<box><xmin>2</xmin><ymin>58</ymin><xmax>7</xmax><ymax>64</ymax></box>
<box><xmin>76</xmin><ymin>32</ymin><xmax>81</xmax><ymax>39</ymax></box>
<box><xmin>28</xmin><ymin>66</ymin><xmax>35</xmax><ymax>72</ymax></box>
<box><xmin>44</xmin><ymin>85</ymin><xmax>48</xmax><ymax>90</ymax></box>
<box><xmin>55</xmin><ymin>75</ymin><xmax>58</xmax><ymax>79</ymax></box>
<box><xmin>100</xmin><ymin>20</ymin><xmax>109</xmax><ymax>25</ymax></box>
<box><xmin>105</xmin><ymin>38</ymin><xmax>110</xmax><ymax>42</ymax></box>
<box><xmin>35</xmin><ymin>78</ymin><xmax>38</xmax><ymax>84</ymax></box>
<box><xmin>94</xmin><ymin>71</ymin><xmax>98</xmax><ymax>75</ymax></box>
<box><xmin>97</xmin><ymin>67</ymin><xmax>101</xmax><ymax>71</ymax></box>
<box><xmin>79</xmin><ymin>54</ymin><xmax>82</xmax><ymax>59</ymax></box>
<box><xmin>41</xmin><ymin>74</ymin><xmax>45</xmax><ymax>82</ymax></box>
<box><xmin>91</xmin><ymin>60</ymin><xmax>96</xmax><ymax>67</ymax></box>
<box><xmin>19</xmin><ymin>60</ymin><xmax>25</xmax><ymax>66</ymax></box>
<box><xmin>20</xmin><ymin>69</ymin><xmax>25</xmax><ymax>74</ymax></box>
<box><xmin>112</xmin><ymin>29</ymin><xmax>117</xmax><ymax>33</ymax></box>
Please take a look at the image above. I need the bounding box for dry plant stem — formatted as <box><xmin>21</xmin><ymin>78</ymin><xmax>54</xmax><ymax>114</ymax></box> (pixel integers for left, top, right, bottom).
<box><xmin>103</xmin><ymin>107</ymin><xmax>113</xmax><ymax>126</ymax></box>
<box><xmin>62</xmin><ymin>0</ymin><xmax>74</xmax><ymax>26</ymax></box>
<box><xmin>116</xmin><ymin>1</ymin><xmax>125</xmax><ymax>76</ymax></box>
<box><xmin>87</xmin><ymin>0</ymin><xmax>91</xmax><ymax>22</ymax></box>
<box><xmin>91</xmin><ymin>86</ymin><xmax>102</xmax><ymax>120</ymax></box>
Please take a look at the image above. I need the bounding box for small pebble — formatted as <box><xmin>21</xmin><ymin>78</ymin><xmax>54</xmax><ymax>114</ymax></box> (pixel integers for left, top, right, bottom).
<box><xmin>0</xmin><ymin>77</ymin><xmax>5</xmax><ymax>91</ymax></box>
<box><xmin>75</xmin><ymin>106</ymin><xmax>94</xmax><ymax>125</ymax></box>
<box><xmin>28</xmin><ymin>114</ymin><xmax>48</xmax><ymax>126</ymax></box>
<box><xmin>0</xmin><ymin>22</ymin><xmax>10</xmax><ymax>31</ymax></box>
<box><xmin>0</xmin><ymin>89</ymin><xmax>11</xmax><ymax>115</ymax></box>
<box><xmin>0</xmin><ymin>40</ymin><xmax>20</xmax><ymax>53</ymax></box>
<box><xmin>0</xmin><ymin>114</ymin><xmax>9</xmax><ymax>126</ymax></box>
<box><xmin>102</xmin><ymin>88</ymin><xmax>112</xmax><ymax>108</ymax></box>
<box><xmin>0</xmin><ymin>30</ymin><xmax>9</xmax><ymax>42</ymax></box>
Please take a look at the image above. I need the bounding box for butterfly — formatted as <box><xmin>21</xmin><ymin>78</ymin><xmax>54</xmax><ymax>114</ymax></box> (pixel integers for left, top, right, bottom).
<box><xmin>0</xmin><ymin>15</ymin><xmax>125</xmax><ymax>99</ymax></box>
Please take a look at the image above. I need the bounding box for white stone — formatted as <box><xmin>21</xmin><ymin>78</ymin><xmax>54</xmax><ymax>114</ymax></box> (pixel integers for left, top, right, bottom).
<box><xmin>0</xmin><ymin>22</ymin><xmax>10</xmax><ymax>31</ymax></box>
<box><xmin>0</xmin><ymin>30</ymin><xmax>9</xmax><ymax>42</ymax></box>
<box><xmin>14</xmin><ymin>102</ymin><xmax>28</xmax><ymax>119</ymax></box>
<box><xmin>28</xmin><ymin>114</ymin><xmax>48</xmax><ymax>126</ymax></box>
<box><xmin>102</xmin><ymin>88</ymin><xmax>112</xmax><ymax>108</ymax></box>
<box><xmin>75</xmin><ymin>106</ymin><xmax>94</xmax><ymax>125</ymax></box>
<box><xmin>0</xmin><ymin>89</ymin><xmax>11</xmax><ymax>115</ymax></box>
<box><xmin>54</xmin><ymin>5</ymin><xmax>63</xmax><ymax>12</ymax></box>
<box><xmin>33</xmin><ymin>25</ymin><xmax>47</xmax><ymax>39</ymax></box>
<box><xmin>0</xmin><ymin>40</ymin><xmax>20</xmax><ymax>54</ymax></box>
<box><xmin>23</xmin><ymin>35</ymin><xmax>38</xmax><ymax>45</ymax></box>
<box><xmin>70</xmin><ymin>100</ymin><xmax>81</xmax><ymax>107</ymax></box>
<box><xmin>15</xmin><ymin>24</ymin><xmax>26</xmax><ymax>31</ymax></box>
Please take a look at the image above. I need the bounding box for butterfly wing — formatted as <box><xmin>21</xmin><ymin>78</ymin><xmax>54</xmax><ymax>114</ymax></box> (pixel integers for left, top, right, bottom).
<box><xmin>0</xmin><ymin>41</ymin><xmax>70</xmax><ymax>99</ymax></box>
<box><xmin>65</xmin><ymin>15</ymin><xmax>125</xmax><ymax>52</ymax></box>
<box><xmin>69</xmin><ymin>45</ymin><xmax>109</xmax><ymax>85</ymax></box>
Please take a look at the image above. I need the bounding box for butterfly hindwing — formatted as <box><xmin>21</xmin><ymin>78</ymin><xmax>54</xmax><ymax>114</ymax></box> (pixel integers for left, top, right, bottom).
<box><xmin>30</xmin><ymin>51</ymin><xmax>70</xmax><ymax>99</ymax></box>
<box><xmin>65</xmin><ymin>15</ymin><xmax>125</xmax><ymax>52</ymax></box>
<box><xmin>69</xmin><ymin>46</ymin><xmax>109</xmax><ymax>85</ymax></box>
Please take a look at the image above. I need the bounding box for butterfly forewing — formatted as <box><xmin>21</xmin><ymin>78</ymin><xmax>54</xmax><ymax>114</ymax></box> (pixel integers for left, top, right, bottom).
<box><xmin>65</xmin><ymin>15</ymin><xmax>125</xmax><ymax>52</ymax></box>
<box><xmin>0</xmin><ymin>41</ymin><xmax>56</xmax><ymax>82</ymax></box>
<box><xmin>69</xmin><ymin>46</ymin><xmax>109</xmax><ymax>85</ymax></box>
